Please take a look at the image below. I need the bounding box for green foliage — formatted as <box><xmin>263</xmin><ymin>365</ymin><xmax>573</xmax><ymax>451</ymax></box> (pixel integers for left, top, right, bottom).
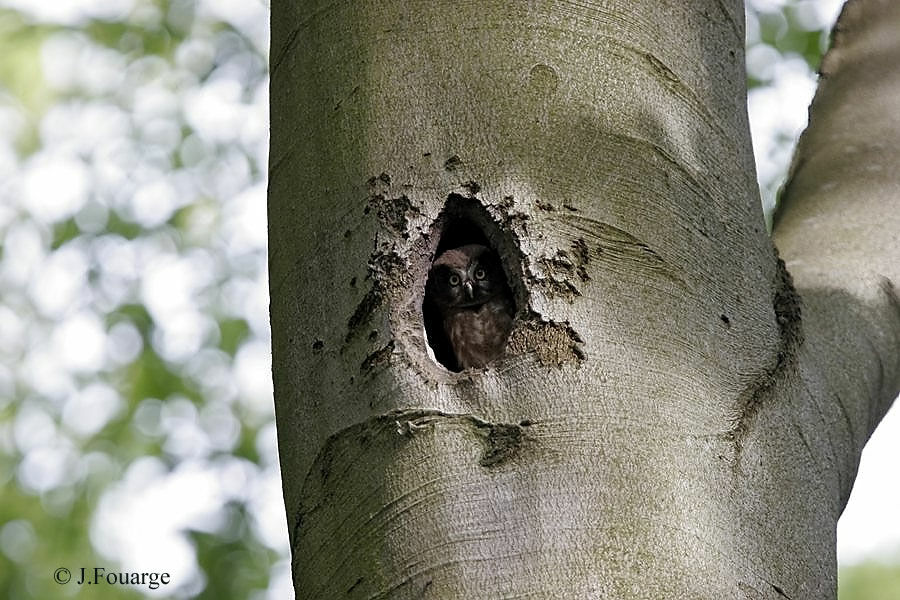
<box><xmin>51</xmin><ymin>217</ymin><xmax>82</xmax><ymax>249</ymax></box>
<box><xmin>0</xmin><ymin>0</ymin><xmax>278</xmax><ymax>598</ymax></box>
<box><xmin>755</xmin><ymin>7</ymin><xmax>829</xmax><ymax>72</ymax></box>
<box><xmin>0</xmin><ymin>10</ymin><xmax>53</xmax><ymax>154</ymax></box>
<box><xmin>217</xmin><ymin>317</ymin><xmax>250</xmax><ymax>357</ymax></box>
<box><xmin>189</xmin><ymin>502</ymin><xmax>280</xmax><ymax>599</ymax></box>
<box><xmin>840</xmin><ymin>557</ymin><xmax>900</xmax><ymax>600</ymax></box>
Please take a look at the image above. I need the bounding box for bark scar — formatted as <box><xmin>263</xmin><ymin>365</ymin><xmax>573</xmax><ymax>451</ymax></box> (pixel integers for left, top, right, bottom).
<box><xmin>506</xmin><ymin>315</ymin><xmax>585</xmax><ymax>366</ymax></box>
<box><xmin>384</xmin><ymin>410</ymin><xmax>528</xmax><ymax>468</ymax></box>
<box><xmin>770</xmin><ymin>582</ymin><xmax>792</xmax><ymax>599</ymax></box>
<box><xmin>728</xmin><ymin>251</ymin><xmax>803</xmax><ymax>462</ymax></box>
<box><xmin>478</xmin><ymin>422</ymin><xmax>524</xmax><ymax>467</ymax></box>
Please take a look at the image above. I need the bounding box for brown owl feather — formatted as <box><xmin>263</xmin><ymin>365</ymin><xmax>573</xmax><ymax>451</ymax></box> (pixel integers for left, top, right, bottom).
<box><xmin>426</xmin><ymin>244</ymin><xmax>514</xmax><ymax>369</ymax></box>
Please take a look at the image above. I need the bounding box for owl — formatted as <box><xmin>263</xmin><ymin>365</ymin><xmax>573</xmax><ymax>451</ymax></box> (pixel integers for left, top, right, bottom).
<box><xmin>426</xmin><ymin>244</ymin><xmax>515</xmax><ymax>370</ymax></box>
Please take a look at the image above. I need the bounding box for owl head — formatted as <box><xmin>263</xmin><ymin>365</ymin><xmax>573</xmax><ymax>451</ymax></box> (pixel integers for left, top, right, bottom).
<box><xmin>426</xmin><ymin>244</ymin><xmax>506</xmax><ymax>309</ymax></box>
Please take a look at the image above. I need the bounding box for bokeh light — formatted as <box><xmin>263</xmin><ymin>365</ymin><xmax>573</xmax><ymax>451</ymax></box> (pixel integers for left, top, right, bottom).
<box><xmin>0</xmin><ymin>0</ymin><xmax>286</xmax><ymax>598</ymax></box>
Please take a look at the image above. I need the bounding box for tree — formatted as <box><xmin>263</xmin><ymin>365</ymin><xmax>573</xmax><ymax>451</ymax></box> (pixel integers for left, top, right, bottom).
<box><xmin>268</xmin><ymin>0</ymin><xmax>899</xmax><ymax>597</ymax></box>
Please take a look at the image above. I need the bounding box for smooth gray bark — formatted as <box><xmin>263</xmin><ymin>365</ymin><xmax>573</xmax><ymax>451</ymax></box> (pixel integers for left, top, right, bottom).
<box><xmin>774</xmin><ymin>0</ymin><xmax>900</xmax><ymax>456</ymax></box>
<box><xmin>268</xmin><ymin>0</ymin><xmax>900</xmax><ymax>598</ymax></box>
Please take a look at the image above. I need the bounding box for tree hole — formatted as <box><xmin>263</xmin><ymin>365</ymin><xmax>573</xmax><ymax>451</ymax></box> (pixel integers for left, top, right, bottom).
<box><xmin>422</xmin><ymin>195</ymin><xmax>517</xmax><ymax>372</ymax></box>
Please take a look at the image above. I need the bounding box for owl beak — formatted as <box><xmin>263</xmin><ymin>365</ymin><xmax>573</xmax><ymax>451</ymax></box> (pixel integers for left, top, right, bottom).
<box><xmin>463</xmin><ymin>280</ymin><xmax>474</xmax><ymax>299</ymax></box>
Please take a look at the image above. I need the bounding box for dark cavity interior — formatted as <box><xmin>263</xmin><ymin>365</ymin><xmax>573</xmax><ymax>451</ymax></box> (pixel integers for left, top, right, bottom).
<box><xmin>423</xmin><ymin>196</ymin><xmax>517</xmax><ymax>372</ymax></box>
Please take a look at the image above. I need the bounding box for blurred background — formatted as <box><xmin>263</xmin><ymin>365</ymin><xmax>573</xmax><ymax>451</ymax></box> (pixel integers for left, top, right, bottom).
<box><xmin>0</xmin><ymin>0</ymin><xmax>895</xmax><ymax>598</ymax></box>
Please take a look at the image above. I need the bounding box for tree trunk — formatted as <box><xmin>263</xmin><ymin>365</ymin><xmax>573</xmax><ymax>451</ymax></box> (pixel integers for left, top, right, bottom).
<box><xmin>268</xmin><ymin>0</ymin><xmax>900</xmax><ymax>598</ymax></box>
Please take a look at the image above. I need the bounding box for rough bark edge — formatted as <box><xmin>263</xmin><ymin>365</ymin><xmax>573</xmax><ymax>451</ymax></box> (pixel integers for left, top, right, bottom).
<box><xmin>529</xmin><ymin>218</ymin><xmax>687</xmax><ymax>301</ymax></box>
<box><xmin>342</xmin><ymin>171</ymin><xmax>590</xmax><ymax>379</ymax></box>
<box><xmin>727</xmin><ymin>250</ymin><xmax>803</xmax><ymax>462</ymax></box>
<box><xmin>506</xmin><ymin>314</ymin><xmax>585</xmax><ymax>367</ymax></box>
<box><xmin>533</xmin><ymin>237</ymin><xmax>592</xmax><ymax>302</ymax></box>
<box><xmin>291</xmin><ymin>408</ymin><xmax>531</xmax><ymax>598</ymax></box>
<box><xmin>345</xmin><ymin>174</ymin><xmax>425</xmax><ymax>346</ymax></box>
<box><xmin>290</xmin><ymin>409</ymin><xmax>533</xmax><ymax>550</ymax></box>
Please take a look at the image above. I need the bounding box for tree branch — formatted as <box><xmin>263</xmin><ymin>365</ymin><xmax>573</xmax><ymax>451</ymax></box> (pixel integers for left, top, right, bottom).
<box><xmin>773</xmin><ymin>0</ymin><xmax>900</xmax><ymax>449</ymax></box>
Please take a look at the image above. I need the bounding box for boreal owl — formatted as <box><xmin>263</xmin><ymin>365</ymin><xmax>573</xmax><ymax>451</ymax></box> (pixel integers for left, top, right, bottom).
<box><xmin>426</xmin><ymin>244</ymin><xmax>514</xmax><ymax>370</ymax></box>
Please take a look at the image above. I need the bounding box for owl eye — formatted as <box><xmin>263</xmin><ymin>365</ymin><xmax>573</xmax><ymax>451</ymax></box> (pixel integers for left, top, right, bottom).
<box><xmin>474</xmin><ymin>268</ymin><xmax>486</xmax><ymax>280</ymax></box>
<box><xmin>448</xmin><ymin>274</ymin><xmax>461</xmax><ymax>286</ymax></box>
